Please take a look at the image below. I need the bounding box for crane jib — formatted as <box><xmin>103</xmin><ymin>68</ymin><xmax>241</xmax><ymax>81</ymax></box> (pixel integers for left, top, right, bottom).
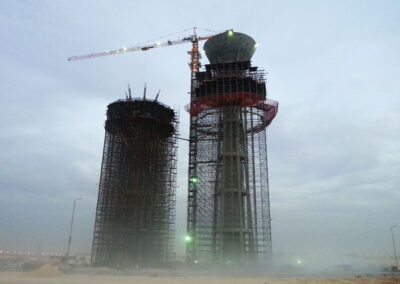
<box><xmin>67</xmin><ymin>33</ymin><xmax>214</xmax><ymax>62</ymax></box>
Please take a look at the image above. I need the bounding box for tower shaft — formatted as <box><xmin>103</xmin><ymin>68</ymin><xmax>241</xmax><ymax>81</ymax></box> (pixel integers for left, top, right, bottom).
<box><xmin>186</xmin><ymin>59</ymin><xmax>278</xmax><ymax>263</ymax></box>
<box><xmin>92</xmin><ymin>99</ymin><xmax>178</xmax><ymax>268</ymax></box>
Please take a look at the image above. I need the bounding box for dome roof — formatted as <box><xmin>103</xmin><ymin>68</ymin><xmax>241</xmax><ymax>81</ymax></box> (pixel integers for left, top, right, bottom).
<box><xmin>203</xmin><ymin>30</ymin><xmax>257</xmax><ymax>64</ymax></box>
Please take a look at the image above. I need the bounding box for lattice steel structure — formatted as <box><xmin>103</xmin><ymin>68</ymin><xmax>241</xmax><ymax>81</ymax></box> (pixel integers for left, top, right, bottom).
<box><xmin>92</xmin><ymin>97</ymin><xmax>178</xmax><ymax>268</ymax></box>
<box><xmin>186</xmin><ymin>31</ymin><xmax>278</xmax><ymax>263</ymax></box>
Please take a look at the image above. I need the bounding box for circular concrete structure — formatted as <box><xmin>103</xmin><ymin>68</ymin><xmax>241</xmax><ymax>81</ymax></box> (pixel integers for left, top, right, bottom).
<box><xmin>203</xmin><ymin>30</ymin><xmax>256</xmax><ymax>64</ymax></box>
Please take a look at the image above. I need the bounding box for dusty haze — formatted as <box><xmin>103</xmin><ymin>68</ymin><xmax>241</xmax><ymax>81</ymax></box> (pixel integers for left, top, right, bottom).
<box><xmin>0</xmin><ymin>0</ymin><xmax>399</xmax><ymax>273</ymax></box>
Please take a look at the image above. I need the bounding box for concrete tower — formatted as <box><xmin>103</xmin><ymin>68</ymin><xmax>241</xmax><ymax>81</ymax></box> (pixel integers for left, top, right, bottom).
<box><xmin>92</xmin><ymin>94</ymin><xmax>178</xmax><ymax>268</ymax></box>
<box><xmin>186</xmin><ymin>31</ymin><xmax>278</xmax><ymax>263</ymax></box>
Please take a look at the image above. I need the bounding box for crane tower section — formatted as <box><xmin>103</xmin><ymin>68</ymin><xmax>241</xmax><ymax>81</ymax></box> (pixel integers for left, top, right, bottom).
<box><xmin>186</xmin><ymin>31</ymin><xmax>278</xmax><ymax>263</ymax></box>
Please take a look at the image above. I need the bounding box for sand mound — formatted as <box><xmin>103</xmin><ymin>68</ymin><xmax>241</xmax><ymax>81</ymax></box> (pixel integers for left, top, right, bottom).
<box><xmin>73</xmin><ymin>266</ymin><xmax>121</xmax><ymax>275</ymax></box>
<box><xmin>27</xmin><ymin>264</ymin><xmax>63</xmax><ymax>278</ymax></box>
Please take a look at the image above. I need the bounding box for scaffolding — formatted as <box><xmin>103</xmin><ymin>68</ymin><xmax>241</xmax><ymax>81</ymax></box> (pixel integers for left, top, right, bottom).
<box><xmin>91</xmin><ymin>98</ymin><xmax>178</xmax><ymax>268</ymax></box>
<box><xmin>186</xmin><ymin>61</ymin><xmax>278</xmax><ymax>263</ymax></box>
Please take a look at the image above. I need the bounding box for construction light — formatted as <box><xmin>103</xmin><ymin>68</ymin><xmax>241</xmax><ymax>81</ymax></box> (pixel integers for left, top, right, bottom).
<box><xmin>227</xmin><ymin>30</ymin><xmax>234</xmax><ymax>37</ymax></box>
<box><xmin>189</xmin><ymin>176</ymin><xmax>199</xmax><ymax>185</ymax></box>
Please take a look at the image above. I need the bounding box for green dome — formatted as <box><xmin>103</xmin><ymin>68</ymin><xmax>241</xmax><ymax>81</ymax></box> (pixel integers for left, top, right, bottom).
<box><xmin>203</xmin><ymin>30</ymin><xmax>257</xmax><ymax>64</ymax></box>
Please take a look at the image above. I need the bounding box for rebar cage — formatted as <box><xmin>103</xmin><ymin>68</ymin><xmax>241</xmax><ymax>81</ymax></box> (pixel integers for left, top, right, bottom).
<box><xmin>92</xmin><ymin>98</ymin><xmax>178</xmax><ymax>268</ymax></box>
<box><xmin>186</xmin><ymin>61</ymin><xmax>277</xmax><ymax>263</ymax></box>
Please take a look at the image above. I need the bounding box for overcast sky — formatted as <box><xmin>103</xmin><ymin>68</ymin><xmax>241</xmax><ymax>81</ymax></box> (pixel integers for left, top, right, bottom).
<box><xmin>0</xmin><ymin>0</ymin><xmax>399</xmax><ymax>258</ymax></box>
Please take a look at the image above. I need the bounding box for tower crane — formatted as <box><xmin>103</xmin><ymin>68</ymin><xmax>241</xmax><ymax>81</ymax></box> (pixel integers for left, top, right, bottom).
<box><xmin>68</xmin><ymin>27</ymin><xmax>220</xmax><ymax>78</ymax></box>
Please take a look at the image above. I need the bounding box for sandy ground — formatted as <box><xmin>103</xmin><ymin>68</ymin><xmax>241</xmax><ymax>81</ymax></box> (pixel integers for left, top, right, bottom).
<box><xmin>0</xmin><ymin>272</ymin><xmax>399</xmax><ymax>284</ymax></box>
<box><xmin>0</xmin><ymin>265</ymin><xmax>398</xmax><ymax>284</ymax></box>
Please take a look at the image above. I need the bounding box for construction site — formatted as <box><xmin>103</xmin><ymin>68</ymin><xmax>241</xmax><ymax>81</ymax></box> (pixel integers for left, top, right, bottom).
<box><xmin>0</xmin><ymin>26</ymin><xmax>398</xmax><ymax>284</ymax></box>
<box><xmin>65</xmin><ymin>28</ymin><xmax>278</xmax><ymax>268</ymax></box>
<box><xmin>2</xmin><ymin>0</ymin><xmax>400</xmax><ymax>282</ymax></box>
<box><xmin>85</xmin><ymin>29</ymin><xmax>279</xmax><ymax>268</ymax></box>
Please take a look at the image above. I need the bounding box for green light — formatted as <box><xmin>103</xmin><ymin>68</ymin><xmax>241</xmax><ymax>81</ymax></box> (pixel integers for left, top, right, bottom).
<box><xmin>189</xmin><ymin>176</ymin><xmax>199</xmax><ymax>185</ymax></box>
<box><xmin>185</xmin><ymin>235</ymin><xmax>192</xmax><ymax>242</ymax></box>
<box><xmin>254</xmin><ymin>43</ymin><xmax>259</xmax><ymax>49</ymax></box>
<box><xmin>297</xmin><ymin>259</ymin><xmax>302</xmax><ymax>264</ymax></box>
<box><xmin>227</xmin><ymin>30</ymin><xmax>234</xmax><ymax>37</ymax></box>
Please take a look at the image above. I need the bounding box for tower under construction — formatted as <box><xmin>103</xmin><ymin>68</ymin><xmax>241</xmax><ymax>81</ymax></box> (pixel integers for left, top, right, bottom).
<box><xmin>92</xmin><ymin>91</ymin><xmax>178</xmax><ymax>267</ymax></box>
<box><xmin>186</xmin><ymin>31</ymin><xmax>278</xmax><ymax>263</ymax></box>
